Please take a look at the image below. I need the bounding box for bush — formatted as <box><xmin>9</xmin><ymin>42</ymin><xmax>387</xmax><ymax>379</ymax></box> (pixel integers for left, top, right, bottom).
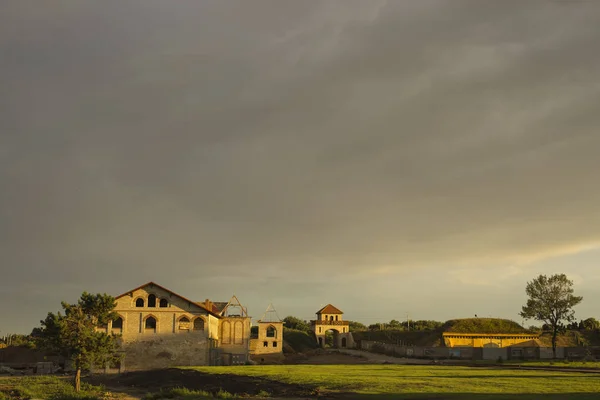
<box><xmin>283</xmin><ymin>329</ymin><xmax>318</xmax><ymax>353</ymax></box>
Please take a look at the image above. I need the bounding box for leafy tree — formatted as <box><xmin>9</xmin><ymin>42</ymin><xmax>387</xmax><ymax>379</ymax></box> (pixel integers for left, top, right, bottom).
<box><xmin>404</xmin><ymin>320</ymin><xmax>444</xmax><ymax>331</ymax></box>
<box><xmin>37</xmin><ymin>292</ymin><xmax>121</xmax><ymax>392</ymax></box>
<box><xmin>348</xmin><ymin>320</ymin><xmax>367</xmax><ymax>332</ymax></box>
<box><xmin>368</xmin><ymin>323</ymin><xmax>384</xmax><ymax>331</ymax></box>
<box><xmin>581</xmin><ymin>317</ymin><xmax>600</xmax><ymax>331</ymax></box>
<box><xmin>283</xmin><ymin>316</ymin><xmax>311</xmax><ymax>332</ymax></box>
<box><xmin>388</xmin><ymin>320</ymin><xmax>401</xmax><ymax>329</ymax></box>
<box><xmin>519</xmin><ymin>274</ymin><xmax>582</xmax><ymax>358</ymax></box>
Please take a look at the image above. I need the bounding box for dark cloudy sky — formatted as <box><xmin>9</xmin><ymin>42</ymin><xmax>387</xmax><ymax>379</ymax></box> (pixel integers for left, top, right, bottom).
<box><xmin>2</xmin><ymin>0</ymin><xmax>600</xmax><ymax>334</ymax></box>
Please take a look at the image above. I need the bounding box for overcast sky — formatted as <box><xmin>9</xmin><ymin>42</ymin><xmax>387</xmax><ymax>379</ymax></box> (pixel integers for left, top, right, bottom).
<box><xmin>2</xmin><ymin>0</ymin><xmax>600</xmax><ymax>334</ymax></box>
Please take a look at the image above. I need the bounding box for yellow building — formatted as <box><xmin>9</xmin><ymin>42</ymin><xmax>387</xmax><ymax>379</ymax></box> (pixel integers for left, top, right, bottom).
<box><xmin>443</xmin><ymin>333</ymin><xmax>540</xmax><ymax>348</ymax></box>
<box><xmin>311</xmin><ymin>304</ymin><xmax>354</xmax><ymax>348</ymax></box>
<box><xmin>249</xmin><ymin>304</ymin><xmax>284</xmax><ymax>363</ymax></box>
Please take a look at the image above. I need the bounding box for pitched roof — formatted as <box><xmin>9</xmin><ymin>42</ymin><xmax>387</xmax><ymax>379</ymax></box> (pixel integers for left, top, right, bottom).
<box><xmin>221</xmin><ymin>295</ymin><xmax>249</xmax><ymax>317</ymax></box>
<box><xmin>211</xmin><ymin>302</ymin><xmax>229</xmax><ymax>314</ymax></box>
<box><xmin>115</xmin><ymin>281</ymin><xmax>220</xmax><ymax>317</ymax></box>
<box><xmin>316</xmin><ymin>304</ymin><xmax>343</xmax><ymax>315</ymax></box>
<box><xmin>258</xmin><ymin>303</ymin><xmax>282</xmax><ymax>323</ymax></box>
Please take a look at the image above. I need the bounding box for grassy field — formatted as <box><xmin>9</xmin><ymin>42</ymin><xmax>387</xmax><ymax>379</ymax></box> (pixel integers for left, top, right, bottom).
<box><xmin>186</xmin><ymin>364</ymin><xmax>600</xmax><ymax>399</ymax></box>
<box><xmin>2</xmin><ymin>365</ymin><xmax>600</xmax><ymax>399</ymax></box>
<box><xmin>0</xmin><ymin>375</ymin><xmax>105</xmax><ymax>400</ymax></box>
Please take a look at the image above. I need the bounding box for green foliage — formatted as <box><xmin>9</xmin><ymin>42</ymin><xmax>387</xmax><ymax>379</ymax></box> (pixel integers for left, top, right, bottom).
<box><xmin>405</xmin><ymin>320</ymin><xmax>444</xmax><ymax>331</ymax></box>
<box><xmin>581</xmin><ymin>318</ymin><xmax>600</xmax><ymax>331</ymax></box>
<box><xmin>520</xmin><ymin>274</ymin><xmax>583</xmax><ymax>354</ymax></box>
<box><xmin>347</xmin><ymin>320</ymin><xmax>367</xmax><ymax>331</ymax></box>
<box><xmin>282</xmin><ymin>316</ymin><xmax>310</xmax><ymax>332</ymax></box>
<box><xmin>443</xmin><ymin>318</ymin><xmax>529</xmax><ymax>334</ymax></box>
<box><xmin>352</xmin><ymin>329</ymin><xmax>441</xmax><ymax>347</ymax></box>
<box><xmin>37</xmin><ymin>292</ymin><xmax>122</xmax><ymax>391</ymax></box>
<box><xmin>214</xmin><ymin>389</ymin><xmax>236</xmax><ymax>399</ymax></box>
<box><xmin>282</xmin><ymin>328</ymin><xmax>317</xmax><ymax>352</ymax></box>
<box><xmin>143</xmin><ymin>387</ymin><xmax>214</xmax><ymax>399</ymax></box>
<box><xmin>0</xmin><ymin>334</ymin><xmax>37</xmax><ymax>349</ymax></box>
<box><xmin>388</xmin><ymin>319</ymin><xmax>401</xmax><ymax>329</ymax></box>
<box><xmin>367</xmin><ymin>320</ymin><xmax>443</xmax><ymax>331</ymax></box>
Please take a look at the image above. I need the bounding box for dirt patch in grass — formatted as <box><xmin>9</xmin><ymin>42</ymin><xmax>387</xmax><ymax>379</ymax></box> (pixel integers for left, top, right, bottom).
<box><xmin>88</xmin><ymin>368</ymin><xmax>316</xmax><ymax>398</ymax></box>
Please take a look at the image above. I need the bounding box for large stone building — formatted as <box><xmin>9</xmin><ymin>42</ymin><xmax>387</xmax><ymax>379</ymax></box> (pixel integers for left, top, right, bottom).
<box><xmin>104</xmin><ymin>282</ymin><xmax>252</xmax><ymax>368</ymax></box>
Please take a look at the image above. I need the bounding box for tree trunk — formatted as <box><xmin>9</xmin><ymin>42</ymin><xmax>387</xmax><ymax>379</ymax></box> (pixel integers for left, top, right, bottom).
<box><xmin>75</xmin><ymin>365</ymin><xmax>81</xmax><ymax>392</ymax></box>
<box><xmin>552</xmin><ymin>328</ymin><xmax>558</xmax><ymax>359</ymax></box>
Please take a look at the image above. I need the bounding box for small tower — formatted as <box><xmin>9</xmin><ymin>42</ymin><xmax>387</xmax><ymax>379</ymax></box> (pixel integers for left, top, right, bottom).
<box><xmin>311</xmin><ymin>304</ymin><xmax>353</xmax><ymax>348</ymax></box>
<box><xmin>250</xmin><ymin>304</ymin><xmax>284</xmax><ymax>360</ymax></box>
<box><xmin>218</xmin><ymin>295</ymin><xmax>252</xmax><ymax>365</ymax></box>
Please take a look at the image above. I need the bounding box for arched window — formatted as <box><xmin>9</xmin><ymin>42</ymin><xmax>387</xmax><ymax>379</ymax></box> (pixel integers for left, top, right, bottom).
<box><xmin>266</xmin><ymin>326</ymin><xmax>276</xmax><ymax>338</ymax></box>
<box><xmin>145</xmin><ymin>316</ymin><xmax>157</xmax><ymax>333</ymax></box>
<box><xmin>330</xmin><ymin>316</ymin><xmax>334</xmax><ymax>321</ymax></box>
<box><xmin>178</xmin><ymin>317</ymin><xmax>190</xmax><ymax>332</ymax></box>
<box><xmin>193</xmin><ymin>318</ymin><xmax>204</xmax><ymax>331</ymax></box>
<box><xmin>335</xmin><ymin>315</ymin><xmax>338</xmax><ymax>321</ymax></box>
<box><xmin>148</xmin><ymin>294</ymin><xmax>157</xmax><ymax>307</ymax></box>
<box><xmin>135</xmin><ymin>298</ymin><xmax>144</xmax><ymax>308</ymax></box>
<box><xmin>112</xmin><ymin>317</ymin><xmax>123</xmax><ymax>333</ymax></box>
<box><xmin>159</xmin><ymin>298</ymin><xmax>168</xmax><ymax>308</ymax></box>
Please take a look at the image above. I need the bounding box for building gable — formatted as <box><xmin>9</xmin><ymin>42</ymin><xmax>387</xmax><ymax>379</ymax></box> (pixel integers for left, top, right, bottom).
<box><xmin>115</xmin><ymin>281</ymin><xmax>219</xmax><ymax>317</ymax></box>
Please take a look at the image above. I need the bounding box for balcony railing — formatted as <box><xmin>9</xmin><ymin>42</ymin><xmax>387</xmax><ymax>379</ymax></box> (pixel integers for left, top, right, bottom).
<box><xmin>311</xmin><ymin>320</ymin><xmax>349</xmax><ymax>326</ymax></box>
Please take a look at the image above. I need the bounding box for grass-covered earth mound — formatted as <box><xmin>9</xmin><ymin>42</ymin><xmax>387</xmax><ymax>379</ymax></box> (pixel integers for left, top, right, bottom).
<box><xmin>442</xmin><ymin>318</ymin><xmax>530</xmax><ymax>334</ymax></box>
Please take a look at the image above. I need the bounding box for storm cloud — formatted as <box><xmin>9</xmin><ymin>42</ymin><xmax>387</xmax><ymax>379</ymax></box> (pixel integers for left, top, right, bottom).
<box><xmin>2</xmin><ymin>0</ymin><xmax>600</xmax><ymax>332</ymax></box>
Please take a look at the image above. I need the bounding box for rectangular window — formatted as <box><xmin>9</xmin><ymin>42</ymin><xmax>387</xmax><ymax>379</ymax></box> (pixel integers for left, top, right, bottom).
<box><xmin>263</xmin><ymin>341</ymin><xmax>268</xmax><ymax>347</ymax></box>
<box><xmin>273</xmin><ymin>341</ymin><xmax>278</xmax><ymax>347</ymax></box>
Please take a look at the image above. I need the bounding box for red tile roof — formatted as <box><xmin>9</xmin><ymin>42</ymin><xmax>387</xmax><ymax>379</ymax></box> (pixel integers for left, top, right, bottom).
<box><xmin>316</xmin><ymin>304</ymin><xmax>343</xmax><ymax>315</ymax></box>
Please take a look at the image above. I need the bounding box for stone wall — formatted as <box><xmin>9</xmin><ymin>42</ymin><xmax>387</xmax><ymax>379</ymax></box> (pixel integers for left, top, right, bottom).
<box><xmin>120</xmin><ymin>332</ymin><xmax>209</xmax><ymax>370</ymax></box>
<box><xmin>250</xmin><ymin>321</ymin><xmax>283</xmax><ymax>356</ymax></box>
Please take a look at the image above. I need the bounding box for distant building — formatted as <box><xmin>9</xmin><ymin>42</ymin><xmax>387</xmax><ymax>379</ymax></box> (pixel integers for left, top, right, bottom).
<box><xmin>249</xmin><ymin>304</ymin><xmax>284</xmax><ymax>363</ymax></box>
<box><xmin>311</xmin><ymin>304</ymin><xmax>354</xmax><ymax>348</ymax></box>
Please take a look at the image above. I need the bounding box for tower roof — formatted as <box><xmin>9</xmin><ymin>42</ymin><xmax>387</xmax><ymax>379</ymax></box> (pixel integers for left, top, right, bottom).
<box><xmin>316</xmin><ymin>304</ymin><xmax>343</xmax><ymax>315</ymax></box>
<box><xmin>258</xmin><ymin>303</ymin><xmax>282</xmax><ymax>323</ymax></box>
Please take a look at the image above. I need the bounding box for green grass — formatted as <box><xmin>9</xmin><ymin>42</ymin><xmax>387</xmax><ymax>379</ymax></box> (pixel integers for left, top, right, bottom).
<box><xmin>514</xmin><ymin>360</ymin><xmax>600</xmax><ymax>369</ymax></box>
<box><xmin>184</xmin><ymin>364</ymin><xmax>600</xmax><ymax>399</ymax></box>
<box><xmin>143</xmin><ymin>387</ymin><xmax>216</xmax><ymax>399</ymax></box>
<box><xmin>471</xmin><ymin>359</ymin><xmax>600</xmax><ymax>369</ymax></box>
<box><xmin>0</xmin><ymin>376</ymin><xmax>104</xmax><ymax>400</ymax></box>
